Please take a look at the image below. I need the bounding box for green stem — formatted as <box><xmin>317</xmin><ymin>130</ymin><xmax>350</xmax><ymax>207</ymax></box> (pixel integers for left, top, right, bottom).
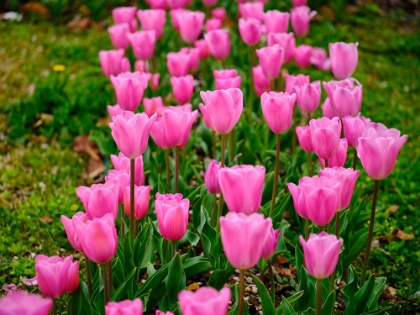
<box><xmin>175</xmin><ymin>148</ymin><xmax>180</xmax><ymax>192</ymax></box>
<box><xmin>130</xmin><ymin>158</ymin><xmax>135</xmax><ymax>247</ymax></box>
<box><xmin>165</xmin><ymin>150</ymin><xmax>170</xmax><ymax>193</ymax></box>
<box><xmin>325</xmin><ymin>158</ymin><xmax>329</xmax><ymax>168</ymax></box>
<box><xmin>102</xmin><ymin>263</ymin><xmax>110</xmax><ymax>304</ymax></box>
<box><xmin>238</xmin><ymin>269</ymin><xmax>246</xmax><ymax>315</ymax></box>
<box><xmin>53</xmin><ymin>299</ymin><xmax>57</xmax><ymax>315</ymax></box>
<box><xmin>270</xmin><ymin>134</ymin><xmax>281</xmax><ymax>218</ymax></box>
<box><xmin>309</xmin><ymin>152</ymin><xmax>314</xmax><ymax>176</ymax></box>
<box><xmin>352</xmin><ymin>147</ymin><xmax>358</xmax><ymax>170</ymax></box>
<box><xmin>108</xmin><ymin>260</ymin><xmax>113</xmax><ymax>298</ymax></box>
<box><xmin>212</xmin><ymin>130</ymin><xmax>217</xmax><ymax>159</ymax></box>
<box><xmin>152</xmin><ymin>50</ymin><xmax>156</xmax><ymax>74</ymax></box>
<box><xmin>267</xmin><ymin>259</ymin><xmax>275</xmax><ymax>305</ymax></box>
<box><xmin>327</xmin><ymin>222</ymin><xmax>332</xmax><ymax>233</ymax></box>
<box><xmin>319</xmin><ymin>225</ymin><xmax>325</xmax><ymax>232</ymax></box>
<box><xmin>305</xmin><ymin>219</ymin><xmax>309</xmax><ymax>240</ymax></box>
<box><xmin>361</xmin><ymin>180</ymin><xmax>380</xmax><ymax>285</ymax></box>
<box><xmin>229</xmin><ymin>129</ymin><xmax>235</xmax><ymax>163</ymax></box>
<box><xmin>292</xmin><ymin>107</ymin><xmax>297</xmax><ymax>155</ymax></box>
<box><xmin>217</xmin><ymin>134</ymin><xmax>227</xmax><ymax>226</ymax></box>
<box><xmin>69</xmin><ymin>295</ymin><xmax>75</xmax><ymax>315</ymax></box>
<box><xmin>330</xmin><ymin>213</ymin><xmax>340</xmax><ymax>292</ymax></box>
<box><xmin>270</xmin><ymin>78</ymin><xmax>275</xmax><ymax>92</ymax></box>
<box><xmin>84</xmin><ymin>254</ymin><xmax>92</xmax><ymax>299</ymax></box>
<box><xmin>120</xmin><ymin>204</ymin><xmax>124</xmax><ymax>241</ymax></box>
<box><xmin>164</xmin><ymin>240</ymin><xmax>168</xmax><ymax>264</ymax></box>
<box><xmin>211</xmin><ymin>193</ymin><xmax>217</xmax><ymax>227</ymax></box>
<box><xmin>316</xmin><ymin>278</ymin><xmax>322</xmax><ymax>315</ymax></box>
<box><xmin>172</xmin><ymin>241</ymin><xmax>176</xmax><ymax>259</ymax></box>
<box><xmin>248</xmin><ymin>45</ymin><xmax>255</xmax><ymax>111</ymax></box>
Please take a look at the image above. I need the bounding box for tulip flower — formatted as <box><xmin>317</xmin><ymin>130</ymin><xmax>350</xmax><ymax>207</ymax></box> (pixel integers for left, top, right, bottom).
<box><xmin>310</xmin><ymin>47</ymin><xmax>331</xmax><ymax>71</ymax></box>
<box><xmin>179</xmin><ymin>47</ymin><xmax>200</xmax><ymax>70</ymax></box>
<box><xmin>215</xmin><ymin>76</ymin><xmax>242</xmax><ymax>90</ymax></box>
<box><xmin>194</xmin><ymin>39</ymin><xmax>210</xmax><ymax>59</ymax></box>
<box><xmin>261</xmin><ymin>92</ymin><xmax>296</xmax><ymax>134</ymax></box>
<box><xmin>323</xmin><ymin>79</ymin><xmax>363</xmax><ymax>118</ymax></box>
<box><xmin>199</xmin><ymin>88</ymin><xmax>243</xmax><ymax>134</ymax></box>
<box><xmin>105</xmin><ymin>298</ymin><xmax>143</xmax><ymax>315</ymax></box>
<box><xmin>170</xmin><ymin>75</ymin><xmax>194</xmax><ymax>104</ymax></box>
<box><xmin>76</xmin><ymin>183</ymin><xmax>119</xmax><ymax>219</ymax></box>
<box><xmin>179</xmin><ymin>287</ymin><xmax>231</xmax><ymax>315</ymax></box>
<box><xmin>107</xmin><ymin>104</ymin><xmax>123</xmax><ymax>119</ymax></box>
<box><xmin>108</xmin><ymin>24</ymin><xmax>130</xmax><ymax>50</ymax></box>
<box><xmin>202</xmin><ymin>0</ymin><xmax>217</xmax><ymax>6</ymax></box>
<box><xmin>167</xmin><ymin>0</ymin><xmax>192</xmax><ymax>9</ymax></box>
<box><xmin>110</xmin><ymin>72</ymin><xmax>149</xmax><ymax>111</ymax></box>
<box><xmin>178</xmin><ymin>11</ymin><xmax>205</xmax><ymax>43</ymax></box>
<box><xmin>267</xmin><ymin>32</ymin><xmax>295</xmax><ymax>64</ymax></box>
<box><xmin>213</xmin><ymin>69</ymin><xmax>237</xmax><ymax>79</ymax></box>
<box><xmin>156</xmin><ymin>311</ymin><xmax>174</xmax><ymax>315</ymax></box>
<box><xmin>342</xmin><ymin>115</ymin><xmax>371</xmax><ymax>148</ymax></box>
<box><xmin>330</xmin><ymin>42</ymin><xmax>358</xmax><ymax>79</ymax></box>
<box><xmin>170</xmin><ymin>9</ymin><xmax>186</xmax><ymax>30</ymax></box>
<box><xmin>146</xmin><ymin>0</ymin><xmax>167</xmax><ymax>9</ymax></box>
<box><xmin>148</xmin><ymin>73</ymin><xmax>160</xmax><ymax>91</ymax></box>
<box><xmin>310</xmin><ymin>117</ymin><xmax>342</xmax><ymax>161</ymax></box>
<box><xmin>143</xmin><ymin>96</ymin><xmax>165</xmax><ymax>117</ymax></box>
<box><xmin>238</xmin><ymin>2</ymin><xmax>265</xmax><ymax>21</ymax></box>
<box><xmin>285</xmin><ymin>73</ymin><xmax>310</xmax><ymax>94</ymax></box>
<box><xmin>264</xmin><ymin>10</ymin><xmax>289</xmax><ymax>34</ymax></box>
<box><xmin>123</xmin><ymin>185</ymin><xmax>150</xmax><ymax>220</ymax></box>
<box><xmin>35</xmin><ymin>255</ymin><xmax>80</xmax><ymax>299</ymax></box>
<box><xmin>112</xmin><ymin>7</ymin><xmax>137</xmax><ymax>31</ymax></box>
<box><xmin>261</xmin><ymin>226</ymin><xmax>280</xmax><ymax>259</ymax></box>
<box><xmin>252</xmin><ymin>65</ymin><xmax>270</xmax><ymax>96</ymax></box>
<box><xmin>256</xmin><ymin>45</ymin><xmax>284</xmax><ymax>80</ymax></box>
<box><xmin>110</xmin><ymin>153</ymin><xmax>145</xmax><ymax>186</ymax></box>
<box><xmin>105</xmin><ymin>170</ymin><xmax>130</xmax><ymax>204</ymax></box>
<box><xmin>293</xmin><ymin>0</ymin><xmax>307</xmax><ymax>5</ymax></box>
<box><xmin>204</xmin><ymin>159</ymin><xmax>221</xmax><ymax>194</ymax></box>
<box><xmin>137</xmin><ymin>9</ymin><xmax>166</xmax><ymax>39</ymax></box>
<box><xmin>110</xmin><ymin>111</ymin><xmax>156</xmax><ymax>159</ymax></box>
<box><xmin>167</xmin><ymin>51</ymin><xmax>191</xmax><ymax>77</ymax></box>
<box><xmin>155</xmin><ymin>193</ymin><xmax>189</xmax><ymax>241</ymax></box>
<box><xmin>127</xmin><ymin>31</ymin><xmax>156</xmax><ymax>60</ymax></box>
<box><xmin>291</xmin><ymin>6</ymin><xmax>317</xmax><ymax>37</ymax></box>
<box><xmin>296</xmin><ymin>126</ymin><xmax>313</xmax><ymax>152</ymax></box>
<box><xmin>218</xmin><ymin>165</ymin><xmax>265</xmax><ymax>215</ymax></box>
<box><xmin>61</xmin><ymin>212</ymin><xmax>87</xmax><ymax>252</ymax></box>
<box><xmin>294</xmin><ymin>81</ymin><xmax>321</xmax><ymax>114</ymax></box>
<box><xmin>320</xmin><ymin>138</ymin><xmax>348</xmax><ymax>168</ymax></box>
<box><xmin>211</xmin><ymin>7</ymin><xmax>227</xmax><ymax>21</ymax></box>
<box><xmin>294</xmin><ymin>44</ymin><xmax>312</xmax><ymax>68</ymax></box>
<box><xmin>321</xmin><ymin>97</ymin><xmax>336</xmax><ymax>119</ymax></box>
<box><xmin>206</xmin><ymin>18</ymin><xmax>222</xmax><ymax>31</ymax></box>
<box><xmin>99</xmin><ymin>50</ymin><xmax>130</xmax><ymax>77</ymax></box>
<box><xmin>205</xmin><ymin>30</ymin><xmax>231</xmax><ymax>60</ymax></box>
<box><xmin>239</xmin><ymin>18</ymin><xmax>262</xmax><ymax>46</ymax></box>
<box><xmin>0</xmin><ymin>291</ymin><xmax>53</xmax><ymax>315</ymax></box>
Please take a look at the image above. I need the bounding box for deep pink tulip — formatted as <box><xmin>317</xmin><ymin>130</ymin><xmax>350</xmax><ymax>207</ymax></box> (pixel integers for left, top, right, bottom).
<box><xmin>137</xmin><ymin>9</ymin><xmax>166</xmax><ymax>39</ymax></box>
<box><xmin>205</xmin><ymin>30</ymin><xmax>231</xmax><ymax>60</ymax></box>
<box><xmin>143</xmin><ymin>96</ymin><xmax>165</xmax><ymax>117</ymax></box>
<box><xmin>108</xmin><ymin>24</ymin><xmax>130</xmax><ymax>50</ymax></box>
<box><xmin>239</xmin><ymin>18</ymin><xmax>262</xmax><ymax>46</ymax></box>
<box><xmin>204</xmin><ymin>160</ymin><xmax>221</xmax><ymax>194</ymax></box>
<box><xmin>261</xmin><ymin>92</ymin><xmax>296</xmax><ymax>134</ymax></box>
<box><xmin>310</xmin><ymin>47</ymin><xmax>331</xmax><ymax>71</ymax></box>
<box><xmin>215</xmin><ymin>76</ymin><xmax>242</xmax><ymax>90</ymax></box>
<box><xmin>155</xmin><ymin>193</ymin><xmax>189</xmax><ymax>241</ymax></box>
<box><xmin>252</xmin><ymin>65</ymin><xmax>270</xmax><ymax>96</ymax></box>
<box><xmin>110</xmin><ymin>72</ymin><xmax>149</xmax><ymax>111</ymax></box>
<box><xmin>285</xmin><ymin>73</ymin><xmax>310</xmax><ymax>94</ymax></box>
<box><xmin>127</xmin><ymin>31</ymin><xmax>156</xmax><ymax>60</ymax></box>
<box><xmin>320</xmin><ymin>138</ymin><xmax>348</xmax><ymax>168</ymax></box>
<box><xmin>179</xmin><ymin>287</ymin><xmax>230</xmax><ymax>315</ymax></box>
<box><xmin>299</xmin><ymin>232</ymin><xmax>342</xmax><ymax>279</ymax></box>
<box><xmin>111</xmin><ymin>153</ymin><xmax>145</xmax><ymax>186</ymax></box>
<box><xmin>294</xmin><ymin>80</ymin><xmax>321</xmax><ymax>114</ymax></box>
<box><xmin>0</xmin><ymin>291</ymin><xmax>53</xmax><ymax>315</ymax></box>
<box><xmin>99</xmin><ymin>50</ymin><xmax>130</xmax><ymax>77</ymax></box>
<box><xmin>105</xmin><ymin>170</ymin><xmax>130</xmax><ymax>204</ymax></box>
<box><xmin>194</xmin><ymin>39</ymin><xmax>210</xmax><ymax>59</ymax></box>
<box><xmin>167</xmin><ymin>51</ymin><xmax>191</xmax><ymax>77</ymax></box>
<box><xmin>112</xmin><ymin>7</ymin><xmax>137</xmax><ymax>31</ymax></box>
<box><xmin>199</xmin><ymin>88</ymin><xmax>243</xmax><ymax>134</ymax></box>
<box><xmin>261</xmin><ymin>225</ymin><xmax>280</xmax><ymax>259</ymax></box>
<box><xmin>239</xmin><ymin>2</ymin><xmax>264</xmax><ymax>21</ymax></box>
<box><xmin>110</xmin><ymin>111</ymin><xmax>156</xmax><ymax>159</ymax></box>
<box><xmin>156</xmin><ymin>311</ymin><xmax>174</xmax><ymax>315</ymax></box>
<box><xmin>310</xmin><ymin>117</ymin><xmax>341</xmax><ymax>160</ymax></box>
<box><xmin>291</xmin><ymin>6</ymin><xmax>316</xmax><ymax>37</ymax></box>
<box><xmin>342</xmin><ymin>115</ymin><xmax>371</xmax><ymax>148</ymax></box>
<box><xmin>211</xmin><ymin>7</ymin><xmax>227</xmax><ymax>21</ymax></box>
<box><xmin>178</xmin><ymin>11</ymin><xmax>205</xmax><ymax>43</ymax></box>
<box><xmin>61</xmin><ymin>212</ymin><xmax>87</xmax><ymax>252</ymax></box>
<box><xmin>146</xmin><ymin>0</ymin><xmax>167</xmax><ymax>9</ymax></box>
<box><xmin>294</xmin><ymin>44</ymin><xmax>312</xmax><ymax>68</ymax></box>
<box><xmin>321</xmin><ymin>97</ymin><xmax>336</xmax><ymax>119</ymax></box>
<box><xmin>167</xmin><ymin>0</ymin><xmax>192</xmax><ymax>9</ymax></box>
<box><xmin>74</xmin><ymin>214</ymin><xmax>117</xmax><ymax>264</ymax></box>
<box><xmin>76</xmin><ymin>183</ymin><xmax>119</xmax><ymax>219</ymax></box>
<box><xmin>170</xmin><ymin>9</ymin><xmax>186</xmax><ymax>30</ymax></box>
<box><xmin>296</xmin><ymin>126</ymin><xmax>313</xmax><ymax>152</ymax></box>
<box><xmin>124</xmin><ymin>185</ymin><xmax>151</xmax><ymax>220</ymax></box>
<box><xmin>256</xmin><ymin>45</ymin><xmax>284</xmax><ymax>79</ymax></box>
<box><xmin>357</xmin><ymin>123</ymin><xmax>408</xmax><ymax>180</ymax></box>
<box><xmin>202</xmin><ymin>0</ymin><xmax>218</xmax><ymax>6</ymax></box>
<box><xmin>320</xmin><ymin>167</ymin><xmax>360</xmax><ymax>210</ymax></box>
<box><xmin>218</xmin><ymin>165</ymin><xmax>265</xmax><ymax>215</ymax></box>
<box><xmin>330</xmin><ymin>42</ymin><xmax>358</xmax><ymax>80</ymax></box>
<box><xmin>107</xmin><ymin>104</ymin><xmax>123</xmax><ymax>120</ymax></box>
<box><xmin>264</xmin><ymin>10</ymin><xmax>289</xmax><ymax>34</ymax></box>
<box><xmin>267</xmin><ymin>32</ymin><xmax>295</xmax><ymax>64</ymax></box>
<box><xmin>206</xmin><ymin>18</ymin><xmax>222</xmax><ymax>31</ymax></box>
<box><xmin>323</xmin><ymin>79</ymin><xmax>363</xmax><ymax>118</ymax></box>
<box><xmin>105</xmin><ymin>298</ymin><xmax>143</xmax><ymax>315</ymax></box>
<box><xmin>293</xmin><ymin>0</ymin><xmax>308</xmax><ymax>5</ymax></box>
<box><xmin>35</xmin><ymin>255</ymin><xmax>80</xmax><ymax>299</ymax></box>
<box><xmin>170</xmin><ymin>75</ymin><xmax>194</xmax><ymax>104</ymax></box>
<box><xmin>288</xmin><ymin>175</ymin><xmax>340</xmax><ymax>225</ymax></box>
<box><xmin>213</xmin><ymin>69</ymin><xmax>237</xmax><ymax>79</ymax></box>
<box><xmin>179</xmin><ymin>47</ymin><xmax>200</xmax><ymax>70</ymax></box>
<box><xmin>220</xmin><ymin>212</ymin><xmax>271</xmax><ymax>269</ymax></box>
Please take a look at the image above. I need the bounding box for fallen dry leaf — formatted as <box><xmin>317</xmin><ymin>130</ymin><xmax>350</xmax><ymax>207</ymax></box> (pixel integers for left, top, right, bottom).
<box><xmin>187</xmin><ymin>282</ymin><xmax>200</xmax><ymax>291</ymax></box>
<box><xmin>40</xmin><ymin>216</ymin><xmax>53</xmax><ymax>223</ymax></box>
<box><xmin>392</xmin><ymin>228</ymin><xmax>414</xmax><ymax>241</ymax></box>
<box><xmin>22</xmin><ymin>2</ymin><xmax>50</xmax><ymax>15</ymax></box>
<box><xmin>276</xmin><ymin>253</ymin><xmax>289</xmax><ymax>264</ymax></box>
<box><xmin>86</xmin><ymin>157</ymin><xmax>105</xmax><ymax>180</ymax></box>
<box><xmin>388</xmin><ymin>205</ymin><xmax>399</xmax><ymax>213</ymax></box>
<box><xmin>73</xmin><ymin>135</ymin><xmax>101</xmax><ymax>161</ymax></box>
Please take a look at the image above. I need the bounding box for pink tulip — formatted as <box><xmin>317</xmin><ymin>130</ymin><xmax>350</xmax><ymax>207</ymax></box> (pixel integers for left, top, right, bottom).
<box><xmin>167</xmin><ymin>51</ymin><xmax>191</xmax><ymax>77</ymax></box>
<box><xmin>3</xmin><ymin>284</ymin><xmax>17</xmax><ymax>294</ymax></box>
<box><xmin>105</xmin><ymin>298</ymin><xmax>143</xmax><ymax>315</ymax></box>
<box><xmin>156</xmin><ymin>311</ymin><xmax>174</xmax><ymax>315</ymax></box>
<box><xmin>323</xmin><ymin>79</ymin><xmax>363</xmax><ymax>118</ymax></box>
<box><xmin>213</xmin><ymin>69</ymin><xmax>237</xmax><ymax>79</ymax></box>
<box><xmin>105</xmin><ymin>170</ymin><xmax>130</xmax><ymax>204</ymax></box>
<box><xmin>150</xmin><ymin>105</ymin><xmax>197</xmax><ymax>149</ymax></box>
<box><xmin>291</xmin><ymin>6</ymin><xmax>317</xmax><ymax>37</ymax></box>
<box><xmin>294</xmin><ymin>44</ymin><xmax>312</xmax><ymax>68</ymax></box>
<box><xmin>143</xmin><ymin>96</ymin><xmax>165</xmax><ymax>117</ymax></box>
<box><xmin>170</xmin><ymin>75</ymin><xmax>194</xmax><ymax>104</ymax></box>
<box><xmin>155</xmin><ymin>193</ymin><xmax>189</xmax><ymax>241</ymax></box>
<box><xmin>112</xmin><ymin>7</ymin><xmax>137</xmax><ymax>31</ymax></box>
<box><xmin>148</xmin><ymin>72</ymin><xmax>160</xmax><ymax>91</ymax></box>
<box><xmin>35</xmin><ymin>255</ymin><xmax>80</xmax><ymax>299</ymax></box>
<box><xmin>146</xmin><ymin>0</ymin><xmax>167</xmax><ymax>9</ymax></box>
<box><xmin>127</xmin><ymin>31</ymin><xmax>156</xmax><ymax>60</ymax></box>
<box><xmin>264</xmin><ymin>10</ymin><xmax>289</xmax><ymax>34</ymax></box>
<box><xmin>261</xmin><ymin>92</ymin><xmax>296</xmax><ymax>134</ymax></box>
<box><xmin>170</xmin><ymin>9</ymin><xmax>186</xmax><ymax>30</ymax></box>
<box><xmin>0</xmin><ymin>291</ymin><xmax>53</xmax><ymax>315</ymax></box>
<box><xmin>111</xmin><ymin>153</ymin><xmax>145</xmax><ymax>186</ymax></box>
<box><xmin>218</xmin><ymin>165</ymin><xmax>265</xmax><ymax>215</ymax></box>
<box><xmin>108</xmin><ymin>24</ymin><xmax>130</xmax><ymax>50</ymax></box>
<box><xmin>179</xmin><ymin>287</ymin><xmax>230</xmax><ymax>315</ymax></box>
<box><xmin>330</xmin><ymin>42</ymin><xmax>358</xmax><ymax>80</ymax></box>
<box><xmin>74</xmin><ymin>214</ymin><xmax>118</xmax><ymax>263</ymax></box>
<box><xmin>239</xmin><ymin>18</ymin><xmax>262</xmax><ymax>46</ymax></box>
<box><xmin>294</xmin><ymin>81</ymin><xmax>321</xmax><ymax>114</ymax></box>
<box><xmin>252</xmin><ymin>65</ymin><xmax>270</xmax><ymax>96</ymax></box>
<box><xmin>110</xmin><ymin>111</ymin><xmax>156</xmax><ymax>159</ymax></box>
<box><xmin>267</xmin><ymin>32</ymin><xmax>295</xmax><ymax>64</ymax></box>
<box><xmin>107</xmin><ymin>104</ymin><xmax>123</xmax><ymax>120</ymax></box>
<box><xmin>310</xmin><ymin>47</ymin><xmax>331</xmax><ymax>71</ymax></box>
<box><xmin>178</xmin><ymin>11</ymin><xmax>205</xmax><ymax>43</ymax></box>
<box><xmin>110</xmin><ymin>72</ymin><xmax>149</xmax><ymax>111</ymax></box>
<box><xmin>321</xmin><ymin>97</ymin><xmax>336</xmax><ymax>119</ymax></box>
<box><xmin>206</xmin><ymin>18</ymin><xmax>222</xmax><ymax>31</ymax></box>
<box><xmin>310</xmin><ymin>117</ymin><xmax>342</xmax><ymax>160</ymax></box>
<box><xmin>293</xmin><ymin>0</ymin><xmax>307</xmax><ymax>5</ymax></box>
<box><xmin>134</xmin><ymin>60</ymin><xmax>149</xmax><ymax>73</ymax></box>
<box><xmin>211</xmin><ymin>7</ymin><xmax>227</xmax><ymax>21</ymax></box>
<box><xmin>205</xmin><ymin>30</ymin><xmax>231</xmax><ymax>60</ymax></box>
<box><xmin>199</xmin><ymin>88</ymin><xmax>243</xmax><ymax>134</ymax></box>
<box><xmin>357</xmin><ymin>123</ymin><xmax>408</xmax><ymax>180</ymax></box>
<box><xmin>137</xmin><ymin>10</ymin><xmax>166</xmax><ymax>39</ymax></box>
<box><xmin>76</xmin><ymin>183</ymin><xmax>119</xmax><ymax>219</ymax></box>
<box><xmin>194</xmin><ymin>39</ymin><xmax>210</xmax><ymax>59</ymax></box>
<box><xmin>215</xmin><ymin>76</ymin><xmax>242</xmax><ymax>90</ymax></box>
<box><xmin>320</xmin><ymin>167</ymin><xmax>360</xmax><ymax>210</ymax></box>
<box><xmin>261</xmin><ymin>225</ymin><xmax>280</xmax><ymax>259</ymax></box>
<box><xmin>256</xmin><ymin>45</ymin><xmax>284</xmax><ymax>79</ymax></box>
<box><xmin>124</xmin><ymin>185</ymin><xmax>151</xmax><ymax>220</ymax></box>
<box><xmin>239</xmin><ymin>2</ymin><xmax>265</xmax><ymax>21</ymax></box>
<box><xmin>204</xmin><ymin>159</ymin><xmax>221</xmax><ymax>194</ymax></box>
<box><xmin>299</xmin><ymin>232</ymin><xmax>342</xmax><ymax>279</ymax></box>
<box><xmin>296</xmin><ymin>126</ymin><xmax>313</xmax><ymax>152</ymax></box>
<box><xmin>342</xmin><ymin>115</ymin><xmax>371</xmax><ymax>147</ymax></box>
<box><xmin>180</xmin><ymin>47</ymin><xmax>200</xmax><ymax>70</ymax></box>
<box><xmin>61</xmin><ymin>212</ymin><xmax>87</xmax><ymax>252</ymax></box>
<box><xmin>285</xmin><ymin>73</ymin><xmax>310</xmax><ymax>94</ymax></box>
<box><xmin>320</xmin><ymin>138</ymin><xmax>348</xmax><ymax>168</ymax></box>
<box><xmin>220</xmin><ymin>212</ymin><xmax>271</xmax><ymax>269</ymax></box>
<box><xmin>167</xmin><ymin>0</ymin><xmax>192</xmax><ymax>9</ymax></box>
<box><xmin>202</xmin><ymin>0</ymin><xmax>218</xmax><ymax>6</ymax></box>
<box><xmin>99</xmin><ymin>50</ymin><xmax>130</xmax><ymax>77</ymax></box>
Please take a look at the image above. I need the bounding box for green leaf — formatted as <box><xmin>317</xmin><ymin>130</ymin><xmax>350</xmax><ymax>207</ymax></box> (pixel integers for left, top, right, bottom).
<box><xmin>344</xmin><ymin>275</ymin><xmax>375</xmax><ymax>315</ymax></box>
<box><xmin>321</xmin><ymin>291</ymin><xmax>336</xmax><ymax>315</ymax></box>
<box><xmin>186</xmin><ymin>230</ymin><xmax>200</xmax><ymax>246</ymax></box>
<box><xmin>367</xmin><ymin>277</ymin><xmax>387</xmax><ymax>311</ymax></box>
<box><xmin>273</xmin><ymin>194</ymin><xmax>292</xmax><ymax>226</ymax></box>
<box><xmin>71</xmin><ymin>282</ymin><xmax>94</xmax><ymax>315</ymax></box>
<box><xmin>281</xmin><ymin>295</ymin><xmax>296</xmax><ymax>315</ymax></box>
<box><xmin>135</xmin><ymin>264</ymin><xmax>169</xmax><ymax>299</ymax></box>
<box><xmin>183</xmin><ymin>257</ymin><xmax>212</xmax><ymax>278</ymax></box>
<box><xmin>165</xmin><ymin>253</ymin><xmax>186</xmax><ymax>305</ymax></box>
<box><xmin>343</xmin><ymin>265</ymin><xmax>359</xmax><ymax>305</ymax></box>
<box><xmin>111</xmin><ymin>267</ymin><xmax>137</xmax><ymax>302</ymax></box>
<box><xmin>250</xmin><ymin>274</ymin><xmax>276</xmax><ymax>315</ymax></box>
<box><xmin>89</xmin><ymin>129</ymin><xmax>117</xmax><ymax>156</ymax></box>
<box><xmin>208</xmin><ymin>262</ymin><xmax>235</xmax><ymax>290</ymax></box>
<box><xmin>360</xmin><ymin>306</ymin><xmax>392</xmax><ymax>315</ymax></box>
<box><xmin>274</xmin><ymin>219</ymin><xmax>291</xmax><ymax>255</ymax></box>
<box><xmin>277</xmin><ymin>291</ymin><xmax>304</xmax><ymax>314</ymax></box>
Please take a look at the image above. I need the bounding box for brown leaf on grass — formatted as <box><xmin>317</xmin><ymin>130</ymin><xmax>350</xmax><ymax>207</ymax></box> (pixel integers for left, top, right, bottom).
<box><xmin>276</xmin><ymin>254</ymin><xmax>288</xmax><ymax>264</ymax></box>
<box><xmin>187</xmin><ymin>282</ymin><xmax>200</xmax><ymax>291</ymax></box>
<box><xmin>86</xmin><ymin>157</ymin><xmax>105</xmax><ymax>180</ymax></box>
<box><xmin>22</xmin><ymin>2</ymin><xmax>50</xmax><ymax>15</ymax></box>
<box><xmin>73</xmin><ymin>135</ymin><xmax>101</xmax><ymax>161</ymax></box>
<box><xmin>377</xmin><ymin>235</ymin><xmax>389</xmax><ymax>243</ymax></box>
<box><xmin>40</xmin><ymin>216</ymin><xmax>53</xmax><ymax>223</ymax></box>
<box><xmin>67</xmin><ymin>16</ymin><xmax>92</xmax><ymax>32</ymax></box>
<box><xmin>97</xmin><ymin>117</ymin><xmax>111</xmax><ymax>127</ymax></box>
<box><xmin>33</xmin><ymin>113</ymin><xmax>54</xmax><ymax>128</ymax></box>
<box><xmin>392</xmin><ymin>228</ymin><xmax>414</xmax><ymax>241</ymax></box>
<box><xmin>388</xmin><ymin>205</ymin><xmax>399</xmax><ymax>213</ymax></box>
